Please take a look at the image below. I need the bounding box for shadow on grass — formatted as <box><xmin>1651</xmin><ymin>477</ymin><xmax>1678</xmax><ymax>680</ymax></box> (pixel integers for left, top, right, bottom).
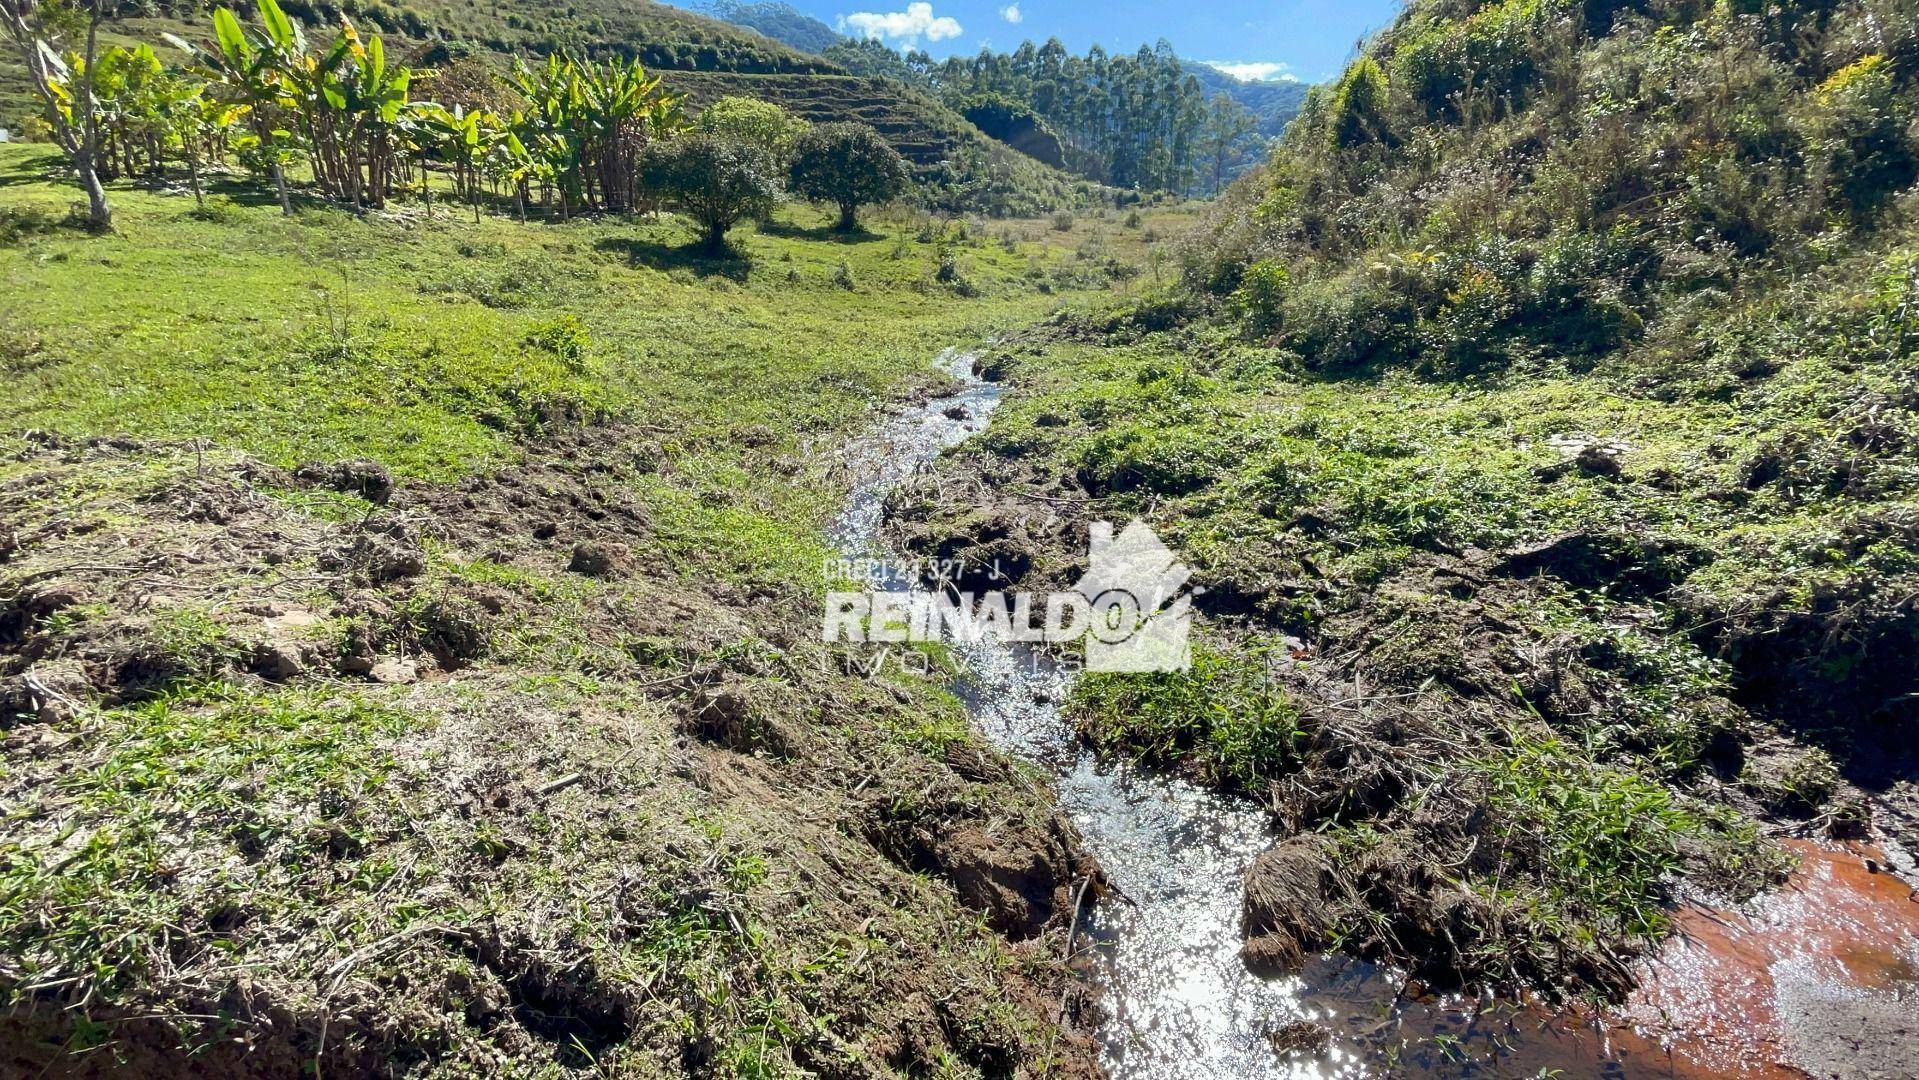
<box><xmin>593</xmin><ymin>236</ymin><xmax>753</xmax><ymax>282</ymax></box>
<box><xmin>757</xmin><ymin>219</ymin><xmax>879</xmax><ymax>244</ymax></box>
<box><xmin>0</xmin><ymin>206</ymin><xmax>80</xmax><ymax>245</ymax></box>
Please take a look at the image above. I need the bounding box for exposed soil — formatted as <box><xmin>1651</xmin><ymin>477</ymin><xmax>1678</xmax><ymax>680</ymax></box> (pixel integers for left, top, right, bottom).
<box><xmin>0</xmin><ymin>426</ymin><xmax>1104</xmax><ymax>1076</ymax></box>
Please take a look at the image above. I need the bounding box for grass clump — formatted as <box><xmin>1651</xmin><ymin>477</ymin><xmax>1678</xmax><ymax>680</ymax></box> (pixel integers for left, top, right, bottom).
<box><xmin>1074</xmin><ymin>642</ymin><xmax>1304</xmax><ymax>791</ymax></box>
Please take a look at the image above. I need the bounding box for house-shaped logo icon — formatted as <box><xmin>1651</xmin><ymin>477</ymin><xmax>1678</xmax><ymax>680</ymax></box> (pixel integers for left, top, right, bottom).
<box><xmin>1071</xmin><ymin>519</ymin><xmax>1195</xmax><ymax>673</ymax></box>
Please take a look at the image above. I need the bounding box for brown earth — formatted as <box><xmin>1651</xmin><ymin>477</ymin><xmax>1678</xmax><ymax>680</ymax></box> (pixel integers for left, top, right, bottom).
<box><xmin>0</xmin><ymin>428</ymin><xmax>1105</xmax><ymax>1077</ymax></box>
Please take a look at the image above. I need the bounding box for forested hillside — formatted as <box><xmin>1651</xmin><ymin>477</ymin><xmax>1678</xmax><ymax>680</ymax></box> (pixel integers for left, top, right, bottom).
<box><xmin>684</xmin><ymin>1</ymin><xmax>1295</xmax><ymax>194</ymax></box>
<box><xmin>905</xmin><ymin>0</ymin><xmax>1919</xmax><ymax>1022</ymax></box>
<box><xmin>0</xmin><ymin>0</ymin><xmax>1094</xmax><ymax>214</ymax></box>
<box><xmin>1186</xmin><ymin>62</ymin><xmax>1311</xmax><ymax>137</ymax></box>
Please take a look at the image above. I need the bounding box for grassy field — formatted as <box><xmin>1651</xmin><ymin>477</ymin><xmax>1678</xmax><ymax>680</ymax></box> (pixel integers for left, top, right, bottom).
<box><xmin>0</xmin><ymin>143</ymin><xmax>1166</xmax><ymax>478</ymax></box>
<box><xmin>0</xmin><ymin>143</ymin><xmax>1192</xmax><ymax>1075</ymax></box>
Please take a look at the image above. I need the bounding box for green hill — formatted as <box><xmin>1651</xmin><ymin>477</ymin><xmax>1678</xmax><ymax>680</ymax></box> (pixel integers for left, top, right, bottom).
<box><xmin>1185</xmin><ymin>64</ymin><xmax>1311</xmax><ymax>137</ymax></box>
<box><xmin>0</xmin><ymin>0</ymin><xmax>1090</xmax><ymax>214</ymax></box>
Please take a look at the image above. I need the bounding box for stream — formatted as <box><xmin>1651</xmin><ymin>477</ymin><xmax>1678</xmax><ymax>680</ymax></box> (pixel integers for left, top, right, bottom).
<box><xmin>830</xmin><ymin>348</ymin><xmax>1919</xmax><ymax>1078</ymax></box>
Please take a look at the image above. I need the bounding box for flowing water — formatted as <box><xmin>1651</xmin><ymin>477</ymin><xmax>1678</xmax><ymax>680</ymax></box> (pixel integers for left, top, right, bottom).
<box><xmin>829</xmin><ymin>349</ymin><xmax>1919</xmax><ymax>1078</ymax></box>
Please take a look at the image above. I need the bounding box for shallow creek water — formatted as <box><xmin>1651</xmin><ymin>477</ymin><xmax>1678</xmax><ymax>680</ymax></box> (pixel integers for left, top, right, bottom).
<box><xmin>829</xmin><ymin>349</ymin><xmax>1919</xmax><ymax>1078</ymax></box>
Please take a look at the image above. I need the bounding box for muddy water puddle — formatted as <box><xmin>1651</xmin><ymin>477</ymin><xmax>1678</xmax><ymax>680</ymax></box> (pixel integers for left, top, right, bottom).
<box><xmin>831</xmin><ymin>349</ymin><xmax>1919</xmax><ymax>1078</ymax></box>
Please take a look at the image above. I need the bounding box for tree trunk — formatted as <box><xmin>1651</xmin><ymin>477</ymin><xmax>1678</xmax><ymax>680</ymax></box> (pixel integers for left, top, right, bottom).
<box><xmin>837</xmin><ymin>203</ymin><xmax>858</xmax><ymax>231</ymax></box>
<box><xmin>704</xmin><ymin>219</ymin><xmax>728</xmax><ymax>251</ymax></box>
<box><xmin>76</xmin><ymin>1</ymin><xmax>112</xmax><ymax>230</ymax></box>
<box><xmin>77</xmin><ymin>153</ymin><xmax>112</xmax><ymax>230</ymax></box>
<box><xmin>187</xmin><ymin>151</ymin><xmax>204</xmax><ymax>210</ymax></box>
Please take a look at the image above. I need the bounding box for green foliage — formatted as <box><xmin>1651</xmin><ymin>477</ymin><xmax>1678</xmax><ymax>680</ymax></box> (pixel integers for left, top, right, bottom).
<box><xmin>1232</xmin><ymin>259</ymin><xmax>1288</xmax><ymax>334</ymax></box>
<box><xmin>788</xmin><ymin>121</ymin><xmax>911</xmax><ymax>230</ymax></box>
<box><xmin>692</xmin><ymin>93</ymin><xmax>808</xmax><ymax>162</ymax></box>
<box><xmin>1074</xmin><ymin>643</ymin><xmax>1304</xmax><ymax>791</ymax></box>
<box><xmin>523</xmin><ymin>313</ymin><xmax>592</xmax><ymax>368</ymax></box>
<box><xmin>1468</xmin><ymin>736</ymin><xmax>1731</xmax><ymax>940</ymax></box>
<box><xmin>921</xmin><ymin>39</ymin><xmax>1211</xmax><ymax>192</ymax></box>
<box><xmin>639</xmin><ymin>131</ymin><xmax>782</xmax><ymax>249</ymax></box>
<box><xmin>1390</xmin><ymin>0</ymin><xmax>1559</xmax><ymax>123</ymax></box>
<box><xmin>1803</xmin><ymin>54</ymin><xmax>1916</xmax><ymax>219</ymax></box>
<box><xmin>1328</xmin><ymin>56</ymin><xmax>1391</xmax><ymax>147</ymax></box>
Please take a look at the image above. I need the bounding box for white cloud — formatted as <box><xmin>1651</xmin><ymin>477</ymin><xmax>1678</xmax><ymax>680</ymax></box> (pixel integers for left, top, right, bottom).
<box><xmin>999</xmin><ymin>3</ymin><xmax>1022</xmax><ymax>23</ymax></box>
<box><xmin>839</xmin><ymin>3</ymin><xmax>963</xmax><ymax>45</ymax></box>
<box><xmin>1201</xmin><ymin>60</ymin><xmax>1294</xmax><ymax>83</ymax></box>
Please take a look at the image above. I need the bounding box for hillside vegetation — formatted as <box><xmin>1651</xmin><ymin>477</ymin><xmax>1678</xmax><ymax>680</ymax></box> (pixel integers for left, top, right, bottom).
<box><xmin>0</xmin><ymin>0</ymin><xmax>1095</xmax><ymax>216</ymax></box>
<box><xmin>897</xmin><ymin>0</ymin><xmax>1919</xmax><ymax>1011</ymax></box>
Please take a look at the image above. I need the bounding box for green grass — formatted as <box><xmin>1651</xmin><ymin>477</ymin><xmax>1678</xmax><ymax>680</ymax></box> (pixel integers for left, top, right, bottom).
<box><xmin>1072</xmin><ymin>641</ymin><xmax>1305</xmax><ymax>790</ymax></box>
<box><xmin>0</xmin><ymin>142</ymin><xmax>1144</xmax><ymax>487</ymax></box>
<box><xmin>0</xmin><ymin>684</ymin><xmax>414</xmax><ymax>1001</ymax></box>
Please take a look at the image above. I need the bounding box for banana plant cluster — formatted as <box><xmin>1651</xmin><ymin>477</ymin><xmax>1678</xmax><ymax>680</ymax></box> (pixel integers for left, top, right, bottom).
<box><xmin>507</xmin><ymin>54</ymin><xmax>686</xmax><ymax>216</ymax></box>
<box><xmin>208</xmin><ymin>0</ymin><xmax>412</xmax><ymax>210</ymax></box>
<box><xmin>39</xmin><ymin>0</ymin><xmax>688</xmax><ymax>220</ymax></box>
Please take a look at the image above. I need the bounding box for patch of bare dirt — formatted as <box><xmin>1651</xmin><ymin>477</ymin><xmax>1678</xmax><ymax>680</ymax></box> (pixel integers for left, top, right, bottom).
<box><xmin>0</xmin><ymin>431</ymin><xmax>1104</xmax><ymax>1077</ymax></box>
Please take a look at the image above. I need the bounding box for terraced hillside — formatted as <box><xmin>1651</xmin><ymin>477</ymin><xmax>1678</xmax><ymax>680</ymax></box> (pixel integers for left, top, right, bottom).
<box><xmin>0</xmin><ymin>1</ymin><xmax>1090</xmax><ymax>214</ymax></box>
<box><xmin>662</xmin><ymin>70</ymin><xmax>1090</xmax><ymax>210</ymax></box>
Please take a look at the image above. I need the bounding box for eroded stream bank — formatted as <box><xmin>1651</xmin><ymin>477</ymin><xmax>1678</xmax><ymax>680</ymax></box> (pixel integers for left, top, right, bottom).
<box><xmin>834</xmin><ymin>348</ymin><xmax>1919</xmax><ymax>1078</ymax></box>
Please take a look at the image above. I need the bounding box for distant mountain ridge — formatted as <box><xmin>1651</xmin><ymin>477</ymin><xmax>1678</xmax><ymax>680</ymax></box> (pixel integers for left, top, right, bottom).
<box><xmin>692</xmin><ymin>0</ymin><xmax>845</xmax><ymax>55</ymax></box>
<box><xmin>1185</xmin><ymin>64</ymin><xmax>1312</xmax><ymax>138</ymax></box>
<box><xmin>681</xmin><ymin>0</ymin><xmax>1312</xmax><ymax>141</ymax></box>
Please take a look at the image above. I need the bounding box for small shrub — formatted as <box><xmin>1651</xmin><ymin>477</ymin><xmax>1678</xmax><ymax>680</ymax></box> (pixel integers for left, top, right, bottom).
<box><xmin>934</xmin><ymin>247</ymin><xmax>960</xmax><ymax>283</ymax></box>
<box><xmin>1804</xmin><ymin>55</ymin><xmax>1916</xmax><ymax>219</ymax></box>
<box><xmin>833</xmin><ymin>260</ymin><xmax>855</xmax><ymax>290</ymax></box>
<box><xmin>1050</xmin><ymin>210</ymin><xmax>1075</xmax><ymax>231</ymax></box>
<box><xmin>1233</xmin><ymin>260</ymin><xmax>1290</xmax><ymax>335</ymax></box>
<box><xmin>523</xmin><ymin>314</ymin><xmax>592</xmax><ymax>368</ymax></box>
<box><xmin>1328</xmin><ymin>56</ymin><xmax>1392</xmax><ymax>147</ymax></box>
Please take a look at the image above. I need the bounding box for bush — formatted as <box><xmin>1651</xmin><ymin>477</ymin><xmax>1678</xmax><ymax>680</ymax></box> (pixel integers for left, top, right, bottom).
<box><xmin>692</xmin><ymin>95</ymin><xmax>809</xmax><ymax>163</ymax></box>
<box><xmin>1390</xmin><ymin>0</ymin><xmax>1556</xmax><ymax>123</ymax></box>
<box><xmin>1233</xmin><ymin>260</ymin><xmax>1290</xmax><ymax>335</ymax></box>
<box><xmin>1804</xmin><ymin>55</ymin><xmax>1916</xmax><ymax>219</ymax></box>
<box><xmin>523</xmin><ymin>314</ymin><xmax>592</xmax><ymax>369</ymax></box>
<box><xmin>1328</xmin><ymin>56</ymin><xmax>1393</xmax><ymax>147</ymax></box>
<box><xmin>638</xmin><ymin>134</ymin><xmax>782</xmax><ymax>251</ymax></box>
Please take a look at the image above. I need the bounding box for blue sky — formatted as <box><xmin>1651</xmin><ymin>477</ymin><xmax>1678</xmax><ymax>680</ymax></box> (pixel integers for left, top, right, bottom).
<box><xmin>792</xmin><ymin>0</ymin><xmax>1403</xmax><ymax>84</ymax></box>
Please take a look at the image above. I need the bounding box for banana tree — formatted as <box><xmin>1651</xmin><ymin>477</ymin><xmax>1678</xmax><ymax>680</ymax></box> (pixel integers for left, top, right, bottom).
<box><xmin>508</xmin><ymin>54</ymin><xmax>683</xmax><ymax>215</ymax></box>
<box><xmin>319</xmin><ymin>22</ymin><xmax>412</xmax><ymax>209</ymax></box>
<box><xmin>414</xmin><ymin>102</ymin><xmax>503</xmax><ymax>221</ymax></box>
<box><xmin>208</xmin><ymin>0</ymin><xmax>301</xmax><ymax>213</ymax></box>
